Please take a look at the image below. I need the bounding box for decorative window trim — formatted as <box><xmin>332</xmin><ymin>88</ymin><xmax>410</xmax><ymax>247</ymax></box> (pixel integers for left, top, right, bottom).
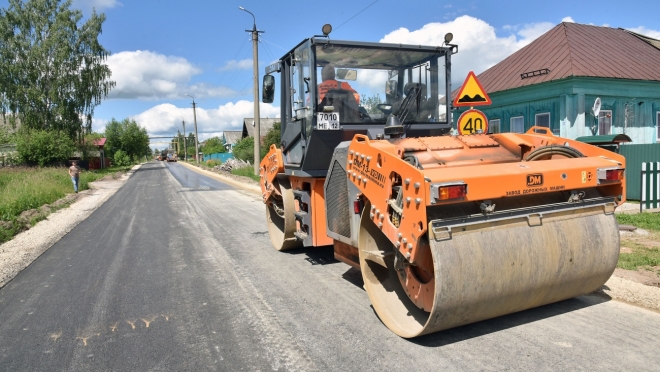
<box><xmin>510</xmin><ymin>116</ymin><xmax>524</xmax><ymax>133</ymax></box>
<box><xmin>489</xmin><ymin>119</ymin><xmax>501</xmax><ymax>134</ymax></box>
<box><xmin>535</xmin><ymin>112</ymin><xmax>550</xmax><ymax>128</ymax></box>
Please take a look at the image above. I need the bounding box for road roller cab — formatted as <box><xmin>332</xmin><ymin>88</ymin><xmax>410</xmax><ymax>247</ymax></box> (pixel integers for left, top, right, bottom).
<box><xmin>259</xmin><ymin>28</ymin><xmax>626</xmax><ymax>338</ymax></box>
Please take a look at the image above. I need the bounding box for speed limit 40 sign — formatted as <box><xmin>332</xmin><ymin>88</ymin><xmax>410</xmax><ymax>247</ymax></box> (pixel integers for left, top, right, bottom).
<box><xmin>457</xmin><ymin>109</ymin><xmax>488</xmax><ymax>135</ymax></box>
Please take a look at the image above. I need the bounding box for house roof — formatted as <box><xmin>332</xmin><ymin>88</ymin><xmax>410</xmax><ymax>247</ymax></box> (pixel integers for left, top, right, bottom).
<box><xmin>624</xmin><ymin>29</ymin><xmax>660</xmax><ymax>50</ymax></box>
<box><xmin>242</xmin><ymin>118</ymin><xmax>278</xmax><ymax>138</ymax></box>
<box><xmin>93</xmin><ymin>138</ymin><xmax>107</xmax><ymax>146</ymax></box>
<box><xmin>222</xmin><ymin>130</ymin><xmax>243</xmax><ymax>145</ymax></box>
<box><xmin>473</xmin><ymin>23</ymin><xmax>660</xmax><ymax>95</ymax></box>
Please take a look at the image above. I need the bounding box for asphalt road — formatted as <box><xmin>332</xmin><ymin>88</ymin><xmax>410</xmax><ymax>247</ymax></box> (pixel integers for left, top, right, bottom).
<box><xmin>1</xmin><ymin>161</ymin><xmax>659</xmax><ymax>371</ymax></box>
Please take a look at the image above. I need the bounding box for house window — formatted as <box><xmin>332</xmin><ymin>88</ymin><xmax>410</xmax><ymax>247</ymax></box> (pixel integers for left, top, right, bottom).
<box><xmin>489</xmin><ymin>119</ymin><xmax>500</xmax><ymax>134</ymax></box>
<box><xmin>511</xmin><ymin>116</ymin><xmax>524</xmax><ymax>133</ymax></box>
<box><xmin>535</xmin><ymin>113</ymin><xmax>550</xmax><ymax>128</ymax></box>
<box><xmin>657</xmin><ymin>112</ymin><xmax>660</xmax><ymax>141</ymax></box>
<box><xmin>598</xmin><ymin>110</ymin><xmax>612</xmax><ymax>135</ymax></box>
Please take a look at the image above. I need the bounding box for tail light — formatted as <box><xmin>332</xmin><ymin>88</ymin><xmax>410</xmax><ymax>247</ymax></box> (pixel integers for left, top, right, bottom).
<box><xmin>440</xmin><ymin>185</ymin><xmax>467</xmax><ymax>200</ymax></box>
<box><xmin>598</xmin><ymin>168</ymin><xmax>625</xmax><ymax>183</ymax></box>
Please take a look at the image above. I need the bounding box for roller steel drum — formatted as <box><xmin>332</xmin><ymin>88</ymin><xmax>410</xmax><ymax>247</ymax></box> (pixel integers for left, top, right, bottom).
<box><xmin>266</xmin><ymin>178</ymin><xmax>302</xmax><ymax>251</ymax></box>
<box><xmin>359</xmin><ymin>205</ymin><xmax>619</xmax><ymax>338</ymax></box>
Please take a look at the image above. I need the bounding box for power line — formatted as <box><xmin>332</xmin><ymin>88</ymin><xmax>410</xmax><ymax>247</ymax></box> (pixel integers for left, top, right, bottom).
<box><xmin>333</xmin><ymin>0</ymin><xmax>380</xmax><ymax>32</ymax></box>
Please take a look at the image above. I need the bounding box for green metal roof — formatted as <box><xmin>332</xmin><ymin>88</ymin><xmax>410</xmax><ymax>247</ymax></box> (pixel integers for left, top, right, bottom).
<box><xmin>575</xmin><ymin>134</ymin><xmax>632</xmax><ymax>144</ymax></box>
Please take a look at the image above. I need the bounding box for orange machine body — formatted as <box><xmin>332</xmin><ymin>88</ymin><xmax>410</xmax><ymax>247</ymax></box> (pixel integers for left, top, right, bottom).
<box><xmin>345</xmin><ymin>127</ymin><xmax>625</xmax><ymax>265</ymax></box>
<box><xmin>262</xmin><ymin>128</ymin><xmax>625</xmax><ymax>257</ymax></box>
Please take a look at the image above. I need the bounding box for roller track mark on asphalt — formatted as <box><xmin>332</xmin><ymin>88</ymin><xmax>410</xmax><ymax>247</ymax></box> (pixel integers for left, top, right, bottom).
<box><xmin>177</xmin><ymin>189</ymin><xmax>320</xmax><ymax>372</ymax></box>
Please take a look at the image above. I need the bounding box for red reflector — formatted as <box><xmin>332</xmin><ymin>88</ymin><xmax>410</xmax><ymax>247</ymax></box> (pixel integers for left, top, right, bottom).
<box><xmin>439</xmin><ymin>185</ymin><xmax>467</xmax><ymax>200</ymax></box>
<box><xmin>605</xmin><ymin>169</ymin><xmax>624</xmax><ymax>181</ymax></box>
<box><xmin>353</xmin><ymin>200</ymin><xmax>362</xmax><ymax>214</ymax></box>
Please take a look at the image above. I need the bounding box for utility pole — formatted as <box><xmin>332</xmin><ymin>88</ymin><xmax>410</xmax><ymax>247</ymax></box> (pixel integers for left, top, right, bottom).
<box><xmin>240</xmin><ymin>6</ymin><xmax>264</xmax><ymax>175</ymax></box>
<box><xmin>181</xmin><ymin>118</ymin><xmax>187</xmax><ymax>161</ymax></box>
<box><xmin>186</xmin><ymin>94</ymin><xmax>200</xmax><ymax>163</ymax></box>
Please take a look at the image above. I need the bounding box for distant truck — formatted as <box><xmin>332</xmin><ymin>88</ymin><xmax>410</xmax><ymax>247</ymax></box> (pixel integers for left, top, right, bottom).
<box><xmin>166</xmin><ymin>150</ymin><xmax>177</xmax><ymax>162</ymax></box>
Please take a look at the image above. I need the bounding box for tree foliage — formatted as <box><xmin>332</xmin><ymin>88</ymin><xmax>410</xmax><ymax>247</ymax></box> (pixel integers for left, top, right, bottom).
<box><xmin>232</xmin><ymin>122</ymin><xmax>281</xmax><ymax>164</ymax></box>
<box><xmin>232</xmin><ymin>136</ymin><xmax>254</xmax><ymax>164</ymax></box>
<box><xmin>103</xmin><ymin>118</ymin><xmax>149</xmax><ymax>159</ymax></box>
<box><xmin>0</xmin><ymin>123</ymin><xmax>14</xmax><ymax>145</ymax></box>
<box><xmin>360</xmin><ymin>94</ymin><xmax>383</xmax><ymax>114</ymax></box>
<box><xmin>261</xmin><ymin>122</ymin><xmax>280</xmax><ymax>154</ymax></box>
<box><xmin>16</xmin><ymin>128</ymin><xmax>74</xmax><ymax>166</ymax></box>
<box><xmin>113</xmin><ymin>149</ymin><xmax>131</xmax><ymax>166</ymax></box>
<box><xmin>201</xmin><ymin>136</ymin><xmax>226</xmax><ymax>155</ymax></box>
<box><xmin>0</xmin><ymin>0</ymin><xmax>115</xmax><ymax>139</ymax></box>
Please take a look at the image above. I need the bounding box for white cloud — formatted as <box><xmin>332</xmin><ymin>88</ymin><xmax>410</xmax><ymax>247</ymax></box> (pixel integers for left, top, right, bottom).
<box><xmin>218</xmin><ymin>59</ymin><xmax>253</xmax><ymax>71</ymax></box>
<box><xmin>106</xmin><ymin>50</ymin><xmax>236</xmax><ymax>100</ymax></box>
<box><xmin>380</xmin><ymin>15</ymin><xmax>554</xmax><ymax>86</ymax></box>
<box><xmin>627</xmin><ymin>26</ymin><xmax>660</xmax><ymax>40</ymax></box>
<box><xmin>92</xmin><ymin>117</ymin><xmax>108</xmax><ymax>133</ymax></box>
<box><xmin>72</xmin><ymin>0</ymin><xmax>121</xmax><ymax>11</ymax></box>
<box><xmin>133</xmin><ymin>101</ymin><xmax>280</xmax><ymax>141</ymax></box>
<box><xmin>562</xmin><ymin>16</ymin><xmax>575</xmax><ymax>23</ymax></box>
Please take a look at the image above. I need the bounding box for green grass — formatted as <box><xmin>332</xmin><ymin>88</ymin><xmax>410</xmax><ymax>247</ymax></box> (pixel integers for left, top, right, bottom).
<box><xmin>618</xmin><ymin>242</ymin><xmax>660</xmax><ymax>273</ymax></box>
<box><xmin>0</xmin><ymin>165</ymin><xmax>131</xmax><ymax>243</ymax></box>
<box><xmin>616</xmin><ymin>213</ymin><xmax>660</xmax><ymax>232</ymax></box>
<box><xmin>231</xmin><ymin>166</ymin><xmax>260</xmax><ymax>182</ymax></box>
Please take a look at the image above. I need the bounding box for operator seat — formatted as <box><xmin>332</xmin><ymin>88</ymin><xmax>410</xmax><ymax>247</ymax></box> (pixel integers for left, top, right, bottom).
<box><xmin>319</xmin><ymin>89</ymin><xmax>361</xmax><ymax>122</ymax></box>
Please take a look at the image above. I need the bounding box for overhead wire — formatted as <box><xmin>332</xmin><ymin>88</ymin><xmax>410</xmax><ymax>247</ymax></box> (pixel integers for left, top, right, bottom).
<box><xmin>333</xmin><ymin>0</ymin><xmax>380</xmax><ymax>32</ymax></box>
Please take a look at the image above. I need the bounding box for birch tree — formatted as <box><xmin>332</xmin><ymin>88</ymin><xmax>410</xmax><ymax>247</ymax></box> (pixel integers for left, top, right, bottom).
<box><xmin>0</xmin><ymin>0</ymin><xmax>114</xmax><ymax>139</ymax></box>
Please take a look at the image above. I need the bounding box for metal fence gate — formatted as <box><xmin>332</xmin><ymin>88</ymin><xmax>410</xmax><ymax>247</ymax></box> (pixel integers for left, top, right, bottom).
<box><xmin>640</xmin><ymin>162</ymin><xmax>660</xmax><ymax>212</ymax></box>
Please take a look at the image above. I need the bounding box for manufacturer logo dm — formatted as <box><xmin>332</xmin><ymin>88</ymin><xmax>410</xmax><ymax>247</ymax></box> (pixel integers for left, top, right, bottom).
<box><xmin>526</xmin><ymin>174</ymin><xmax>544</xmax><ymax>187</ymax></box>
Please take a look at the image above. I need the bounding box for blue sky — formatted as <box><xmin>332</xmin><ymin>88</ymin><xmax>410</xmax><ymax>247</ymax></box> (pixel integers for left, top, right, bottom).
<box><xmin>3</xmin><ymin>0</ymin><xmax>659</xmax><ymax>147</ymax></box>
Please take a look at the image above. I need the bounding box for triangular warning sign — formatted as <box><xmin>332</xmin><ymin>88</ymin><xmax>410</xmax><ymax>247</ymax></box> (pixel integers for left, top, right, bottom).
<box><xmin>453</xmin><ymin>71</ymin><xmax>492</xmax><ymax>107</ymax></box>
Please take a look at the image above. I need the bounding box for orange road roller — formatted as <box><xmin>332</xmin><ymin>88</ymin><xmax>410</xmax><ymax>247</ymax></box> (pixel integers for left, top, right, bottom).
<box><xmin>259</xmin><ymin>30</ymin><xmax>625</xmax><ymax>338</ymax></box>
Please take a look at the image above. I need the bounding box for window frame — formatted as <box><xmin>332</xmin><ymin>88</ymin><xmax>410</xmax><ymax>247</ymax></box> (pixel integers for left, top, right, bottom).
<box><xmin>657</xmin><ymin>112</ymin><xmax>660</xmax><ymax>141</ymax></box>
<box><xmin>489</xmin><ymin>118</ymin><xmax>501</xmax><ymax>134</ymax></box>
<box><xmin>510</xmin><ymin>116</ymin><xmax>524</xmax><ymax>133</ymax></box>
<box><xmin>598</xmin><ymin>110</ymin><xmax>613</xmax><ymax>135</ymax></box>
<box><xmin>535</xmin><ymin>112</ymin><xmax>550</xmax><ymax>128</ymax></box>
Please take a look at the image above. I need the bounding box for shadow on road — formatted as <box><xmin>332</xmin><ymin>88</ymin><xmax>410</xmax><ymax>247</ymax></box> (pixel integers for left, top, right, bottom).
<box><xmin>282</xmin><ymin>245</ymin><xmax>340</xmax><ymax>266</ymax></box>
<box><xmin>407</xmin><ymin>293</ymin><xmax>611</xmax><ymax>347</ymax></box>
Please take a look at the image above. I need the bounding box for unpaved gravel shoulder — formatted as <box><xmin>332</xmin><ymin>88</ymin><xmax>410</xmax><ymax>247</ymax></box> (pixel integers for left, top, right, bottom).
<box><xmin>0</xmin><ymin>164</ymin><xmax>141</xmax><ymax>289</ymax></box>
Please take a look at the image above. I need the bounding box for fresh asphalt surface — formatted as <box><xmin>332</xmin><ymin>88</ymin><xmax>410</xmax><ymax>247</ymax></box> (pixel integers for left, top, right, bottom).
<box><xmin>1</xmin><ymin>161</ymin><xmax>659</xmax><ymax>371</ymax></box>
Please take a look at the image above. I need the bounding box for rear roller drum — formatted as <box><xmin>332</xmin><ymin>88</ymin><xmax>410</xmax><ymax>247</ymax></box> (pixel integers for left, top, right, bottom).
<box><xmin>266</xmin><ymin>178</ymin><xmax>302</xmax><ymax>251</ymax></box>
<box><xmin>359</xmin><ymin>203</ymin><xmax>620</xmax><ymax>338</ymax></box>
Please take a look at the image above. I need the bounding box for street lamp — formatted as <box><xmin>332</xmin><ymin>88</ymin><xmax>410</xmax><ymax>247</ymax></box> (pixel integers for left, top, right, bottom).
<box><xmin>185</xmin><ymin>94</ymin><xmax>200</xmax><ymax>163</ymax></box>
<box><xmin>180</xmin><ymin>117</ymin><xmax>187</xmax><ymax>161</ymax></box>
<box><xmin>239</xmin><ymin>6</ymin><xmax>263</xmax><ymax>175</ymax></box>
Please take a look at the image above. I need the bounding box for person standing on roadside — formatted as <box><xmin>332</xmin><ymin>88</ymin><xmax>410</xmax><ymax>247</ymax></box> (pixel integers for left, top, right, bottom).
<box><xmin>69</xmin><ymin>160</ymin><xmax>81</xmax><ymax>193</ymax></box>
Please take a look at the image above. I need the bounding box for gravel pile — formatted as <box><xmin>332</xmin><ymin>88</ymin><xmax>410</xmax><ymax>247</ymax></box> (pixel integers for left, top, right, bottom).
<box><xmin>216</xmin><ymin>158</ymin><xmax>250</xmax><ymax>172</ymax></box>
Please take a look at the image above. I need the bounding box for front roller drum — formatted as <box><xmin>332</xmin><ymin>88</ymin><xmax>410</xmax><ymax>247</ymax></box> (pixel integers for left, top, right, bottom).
<box><xmin>266</xmin><ymin>177</ymin><xmax>302</xmax><ymax>251</ymax></box>
<box><xmin>359</xmin><ymin>206</ymin><xmax>619</xmax><ymax>338</ymax></box>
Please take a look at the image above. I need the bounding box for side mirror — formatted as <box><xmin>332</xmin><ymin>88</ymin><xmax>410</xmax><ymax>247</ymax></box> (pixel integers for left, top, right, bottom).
<box><xmin>385</xmin><ymin>80</ymin><xmax>398</xmax><ymax>102</ymax></box>
<box><xmin>336</xmin><ymin>69</ymin><xmax>357</xmax><ymax>81</ymax></box>
<box><xmin>262</xmin><ymin>75</ymin><xmax>275</xmax><ymax>103</ymax></box>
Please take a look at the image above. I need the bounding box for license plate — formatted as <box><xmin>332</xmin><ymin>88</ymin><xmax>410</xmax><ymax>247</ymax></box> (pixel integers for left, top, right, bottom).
<box><xmin>316</xmin><ymin>113</ymin><xmax>340</xmax><ymax>130</ymax></box>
